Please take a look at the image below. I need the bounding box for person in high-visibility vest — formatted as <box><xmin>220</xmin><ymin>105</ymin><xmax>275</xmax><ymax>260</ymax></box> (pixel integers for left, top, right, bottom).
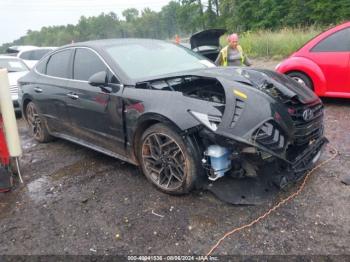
<box><xmin>215</xmin><ymin>33</ymin><xmax>251</xmax><ymax>67</ymax></box>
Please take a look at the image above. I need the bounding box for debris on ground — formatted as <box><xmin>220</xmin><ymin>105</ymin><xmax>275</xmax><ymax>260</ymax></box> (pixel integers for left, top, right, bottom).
<box><xmin>341</xmin><ymin>176</ymin><xmax>350</xmax><ymax>185</ymax></box>
<box><xmin>151</xmin><ymin>210</ymin><xmax>164</xmax><ymax>218</ymax></box>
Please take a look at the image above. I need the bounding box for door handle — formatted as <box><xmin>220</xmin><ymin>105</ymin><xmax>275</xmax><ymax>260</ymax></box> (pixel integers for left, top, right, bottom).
<box><xmin>34</xmin><ymin>87</ymin><xmax>43</xmax><ymax>93</ymax></box>
<box><xmin>67</xmin><ymin>93</ymin><xmax>79</xmax><ymax>100</ymax></box>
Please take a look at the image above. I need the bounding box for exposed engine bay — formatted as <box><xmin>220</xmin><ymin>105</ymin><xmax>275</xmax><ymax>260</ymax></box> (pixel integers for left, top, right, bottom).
<box><xmin>136</xmin><ymin>76</ymin><xmax>226</xmax><ymax>105</ymax></box>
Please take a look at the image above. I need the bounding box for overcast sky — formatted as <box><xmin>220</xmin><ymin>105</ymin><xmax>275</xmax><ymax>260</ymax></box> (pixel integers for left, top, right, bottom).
<box><xmin>0</xmin><ymin>0</ymin><xmax>171</xmax><ymax>45</ymax></box>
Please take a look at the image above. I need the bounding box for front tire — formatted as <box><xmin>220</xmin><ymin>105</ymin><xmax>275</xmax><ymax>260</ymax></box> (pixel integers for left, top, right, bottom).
<box><xmin>25</xmin><ymin>101</ymin><xmax>52</xmax><ymax>143</ymax></box>
<box><xmin>138</xmin><ymin>123</ymin><xmax>200</xmax><ymax>195</ymax></box>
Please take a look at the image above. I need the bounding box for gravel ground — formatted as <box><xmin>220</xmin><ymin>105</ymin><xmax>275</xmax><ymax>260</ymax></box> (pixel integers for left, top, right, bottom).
<box><xmin>0</xmin><ymin>60</ymin><xmax>349</xmax><ymax>257</ymax></box>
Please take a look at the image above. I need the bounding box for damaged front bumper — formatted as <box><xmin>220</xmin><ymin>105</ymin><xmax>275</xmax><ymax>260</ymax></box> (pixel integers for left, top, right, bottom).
<box><xmin>205</xmin><ymin>137</ymin><xmax>328</xmax><ymax>205</ymax></box>
<box><xmin>280</xmin><ymin>136</ymin><xmax>328</xmax><ymax>187</ymax></box>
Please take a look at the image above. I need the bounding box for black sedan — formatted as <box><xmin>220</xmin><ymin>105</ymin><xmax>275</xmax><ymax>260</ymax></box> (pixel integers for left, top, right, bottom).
<box><xmin>18</xmin><ymin>39</ymin><xmax>326</xmax><ymax>194</ymax></box>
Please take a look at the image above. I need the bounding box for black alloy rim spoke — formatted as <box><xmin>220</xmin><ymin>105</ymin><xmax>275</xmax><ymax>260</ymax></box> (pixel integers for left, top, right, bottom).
<box><xmin>142</xmin><ymin>133</ymin><xmax>186</xmax><ymax>190</ymax></box>
<box><xmin>27</xmin><ymin>104</ymin><xmax>41</xmax><ymax>139</ymax></box>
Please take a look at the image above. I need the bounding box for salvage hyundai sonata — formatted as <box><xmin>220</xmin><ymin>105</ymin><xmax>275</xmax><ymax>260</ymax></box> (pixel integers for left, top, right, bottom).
<box><xmin>18</xmin><ymin>39</ymin><xmax>327</xmax><ymax>194</ymax></box>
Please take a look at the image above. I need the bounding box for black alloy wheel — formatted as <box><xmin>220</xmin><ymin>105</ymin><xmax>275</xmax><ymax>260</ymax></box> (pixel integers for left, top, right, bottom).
<box><xmin>25</xmin><ymin>102</ymin><xmax>52</xmax><ymax>143</ymax></box>
<box><xmin>139</xmin><ymin>123</ymin><xmax>199</xmax><ymax>194</ymax></box>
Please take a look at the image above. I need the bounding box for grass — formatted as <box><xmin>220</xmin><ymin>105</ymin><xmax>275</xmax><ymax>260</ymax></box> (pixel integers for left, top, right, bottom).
<box><xmin>221</xmin><ymin>27</ymin><xmax>323</xmax><ymax>60</ymax></box>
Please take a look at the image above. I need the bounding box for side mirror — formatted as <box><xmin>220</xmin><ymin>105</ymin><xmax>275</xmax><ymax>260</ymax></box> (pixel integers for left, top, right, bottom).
<box><xmin>88</xmin><ymin>71</ymin><xmax>107</xmax><ymax>87</ymax></box>
<box><xmin>88</xmin><ymin>71</ymin><xmax>122</xmax><ymax>93</ymax></box>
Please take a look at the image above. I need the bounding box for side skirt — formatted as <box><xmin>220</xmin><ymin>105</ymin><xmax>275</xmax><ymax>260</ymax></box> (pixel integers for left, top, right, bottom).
<box><xmin>50</xmin><ymin>132</ymin><xmax>138</xmax><ymax>166</ymax></box>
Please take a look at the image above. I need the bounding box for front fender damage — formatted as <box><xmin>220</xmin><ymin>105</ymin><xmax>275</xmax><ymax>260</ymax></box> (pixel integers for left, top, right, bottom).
<box><xmin>178</xmin><ymin>70</ymin><xmax>327</xmax><ymax>204</ymax></box>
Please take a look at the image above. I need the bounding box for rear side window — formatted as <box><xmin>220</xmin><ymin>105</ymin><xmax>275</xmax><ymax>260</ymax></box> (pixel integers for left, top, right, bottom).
<box><xmin>46</xmin><ymin>49</ymin><xmax>72</xmax><ymax>78</ymax></box>
<box><xmin>73</xmin><ymin>48</ymin><xmax>106</xmax><ymax>81</ymax></box>
<box><xmin>19</xmin><ymin>51</ymin><xmax>32</xmax><ymax>60</ymax></box>
<box><xmin>35</xmin><ymin>56</ymin><xmax>50</xmax><ymax>74</ymax></box>
<box><xmin>32</xmin><ymin>49</ymin><xmax>52</xmax><ymax>60</ymax></box>
<box><xmin>312</xmin><ymin>27</ymin><xmax>350</xmax><ymax>52</ymax></box>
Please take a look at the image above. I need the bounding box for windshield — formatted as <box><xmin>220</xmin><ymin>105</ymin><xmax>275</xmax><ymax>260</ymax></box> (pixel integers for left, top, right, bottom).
<box><xmin>106</xmin><ymin>41</ymin><xmax>215</xmax><ymax>80</ymax></box>
<box><xmin>20</xmin><ymin>49</ymin><xmax>54</xmax><ymax>61</ymax></box>
<box><xmin>0</xmin><ymin>58</ymin><xmax>29</xmax><ymax>72</ymax></box>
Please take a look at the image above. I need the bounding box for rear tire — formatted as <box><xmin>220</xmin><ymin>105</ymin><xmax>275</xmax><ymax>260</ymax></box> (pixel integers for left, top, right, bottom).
<box><xmin>138</xmin><ymin>123</ymin><xmax>200</xmax><ymax>195</ymax></box>
<box><xmin>25</xmin><ymin>101</ymin><xmax>52</xmax><ymax>143</ymax></box>
<box><xmin>287</xmin><ymin>72</ymin><xmax>313</xmax><ymax>91</ymax></box>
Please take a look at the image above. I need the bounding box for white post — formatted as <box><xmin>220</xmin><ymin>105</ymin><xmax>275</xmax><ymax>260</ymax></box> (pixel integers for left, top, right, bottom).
<box><xmin>0</xmin><ymin>69</ymin><xmax>22</xmax><ymax>157</ymax></box>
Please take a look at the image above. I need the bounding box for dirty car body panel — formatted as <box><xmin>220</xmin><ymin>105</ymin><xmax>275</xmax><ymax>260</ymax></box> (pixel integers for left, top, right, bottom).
<box><xmin>18</xmin><ymin>39</ymin><xmax>327</xmax><ymax>193</ymax></box>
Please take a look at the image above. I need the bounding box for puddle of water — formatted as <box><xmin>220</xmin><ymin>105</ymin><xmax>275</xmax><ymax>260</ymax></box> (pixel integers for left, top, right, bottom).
<box><xmin>26</xmin><ymin>177</ymin><xmax>52</xmax><ymax>204</ymax></box>
<box><xmin>22</xmin><ymin>140</ymin><xmax>38</xmax><ymax>150</ymax></box>
<box><xmin>51</xmin><ymin>161</ymin><xmax>85</xmax><ymax>181</ymax></box>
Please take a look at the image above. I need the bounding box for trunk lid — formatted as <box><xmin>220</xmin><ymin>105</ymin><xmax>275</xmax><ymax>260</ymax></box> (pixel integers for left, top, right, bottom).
<box><xmin>190</xmin><ymin>29</ymin><xmax>227</xmax><ymax>49</ymax></box>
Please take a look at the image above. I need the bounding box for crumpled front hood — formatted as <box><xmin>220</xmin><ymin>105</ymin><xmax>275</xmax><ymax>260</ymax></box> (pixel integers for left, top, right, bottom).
<box><xmin>234</xmin><ymin>68</ymin><xmax>318</xmax><ymax>104</ymax></box>
<box><xmin>135</xmin><ymin>66</ymin><xmax>318</xmax><ymax>105</ymax></box>
<box><xmin>183</xmin><ymin>67</ymin><xmax>319</xmax><ymax>104</ymax></box>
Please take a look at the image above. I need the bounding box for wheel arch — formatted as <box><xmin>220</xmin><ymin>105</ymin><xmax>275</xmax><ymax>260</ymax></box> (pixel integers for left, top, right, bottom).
<box><xmin>277</xmin><ymin>57</ymin><xmax>327</xmax><ymax>96</ymax></box>
<box><xmin>22</xmin><ymin>97</ymin><xmax>33</xmax><ymax>120</ymax></box>
<box><xmin>131</xmin><ymin>113</ymin><xmax>184</xmax><ymax>164</ymax></box>
<box><xmin>285</xmin><ymin>70</ymin><xmax>314</xmax><ymax>90</ymax></box>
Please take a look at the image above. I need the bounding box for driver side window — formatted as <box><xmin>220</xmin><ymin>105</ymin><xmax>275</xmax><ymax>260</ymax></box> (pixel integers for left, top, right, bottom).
<box><xmin>73</xmin><ymin>48</ymin><xmax>107</xmax><ymax>81</ymax></box>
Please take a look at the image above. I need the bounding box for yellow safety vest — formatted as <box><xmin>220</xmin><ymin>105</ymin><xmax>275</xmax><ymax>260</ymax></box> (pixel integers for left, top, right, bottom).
<box><xmin>220</xmin><ymin>45</ymin><xmax>245</xmax><ymax>66</ymax></box>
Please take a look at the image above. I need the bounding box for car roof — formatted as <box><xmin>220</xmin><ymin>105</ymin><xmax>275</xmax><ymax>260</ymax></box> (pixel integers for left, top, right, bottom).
<box><xmin>18</xmin><ymin>46</ymin><xmax>57</xmax><ymax>53</ymax></box>
<box><xmin>7</xmin><ymin>45</ymin><xmax>37</xmax><ymax>52</ymax></box>
<box><xmin>39</xmin><ymin>38</ymin><xmax>185</xmax><ymax>86</ymax></box>
<box><xmin>63</xmin><ymin>38</ymin><xmax>167</xmax><ymax>49</ymax></box>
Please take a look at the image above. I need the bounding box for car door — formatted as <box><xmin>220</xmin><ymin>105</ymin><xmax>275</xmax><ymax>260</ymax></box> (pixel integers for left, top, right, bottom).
<box><xmin>34</xmin><ymin>49</ymin><xmax>74</xmax><ymax>135</ymax></box>
<box><xmin>67</xmin><ymin>47</ymin><xmax>125</xmax><ymax>155</ymax></box>
<box><xmin>307</xmin><ymin>27</ymin><xmax>350</xmax><ymax>94</ymax></box>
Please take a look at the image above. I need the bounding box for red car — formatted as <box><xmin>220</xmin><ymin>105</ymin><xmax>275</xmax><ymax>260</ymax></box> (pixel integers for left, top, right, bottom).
<box><xmin>276</xmin><ymin>21</ymin><xmax>350</xmax><ymax>98</ymax></box>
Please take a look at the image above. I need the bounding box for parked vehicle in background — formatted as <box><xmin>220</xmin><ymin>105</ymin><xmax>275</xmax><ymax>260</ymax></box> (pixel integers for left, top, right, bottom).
<box><xmin>180</xmin><ymin>29</ymin><xmax>226</xmax><ymax>62</ymax></box>
<box><xmin>0</xmin><ymin>56</ymin><xmax>29</xmax><ymax>114</ymax></box>
<box><xmin>6</xmin><ymin>45</ymin><xmax>37</xmax><ymax>55</ymax></box>
<box><xmin>17</xmin><ymin>47</ymin><xmax>56</xmax><ymax>69</ymax></box>
<box><xmin>276</xmin><ymin>21</ymin><xmax>350</xmax><ymax>98</ymax></box>
<box><xmin>189</xmin><ymin>29</ymin><xmax>227</xmax><ymax>61</ymax></box>
<box><xmin>18</xmin><ymin>39</ymin><xmax>326</xmax><ymax>194</ymax></box>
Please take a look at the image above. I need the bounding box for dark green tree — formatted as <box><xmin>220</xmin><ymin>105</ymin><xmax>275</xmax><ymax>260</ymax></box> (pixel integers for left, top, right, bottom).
<box><xmin>122</xmin><ymin>8</ymin><xmax>139</xmax><ymax>22</ymax></box>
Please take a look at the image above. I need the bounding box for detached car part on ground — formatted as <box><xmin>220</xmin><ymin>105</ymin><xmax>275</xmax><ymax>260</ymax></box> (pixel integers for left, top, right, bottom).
<box><xmin>18</xmin><ymin>39</ymin><xmax>326</xmax><ymax>195</ymax></box>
